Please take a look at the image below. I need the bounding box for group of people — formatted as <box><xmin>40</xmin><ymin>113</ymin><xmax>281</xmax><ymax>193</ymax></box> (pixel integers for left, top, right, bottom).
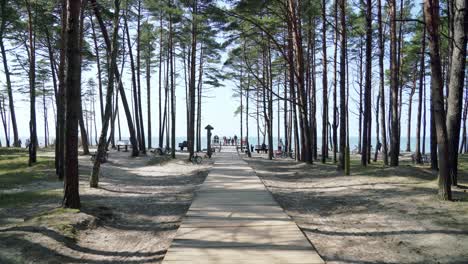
<box><xmin>222</xmin><ymin>135</ymin><xmax>238</xmax><ymax>146</ymax></box>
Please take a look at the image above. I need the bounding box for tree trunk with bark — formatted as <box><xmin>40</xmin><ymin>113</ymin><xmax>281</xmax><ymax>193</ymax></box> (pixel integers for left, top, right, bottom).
<box><xmin>91</xmin><ymin>0</ymin><xmax>139</xmax><ymax>156</ymax></box>
<box><xmin>415</xmin><ymin>22</ymin><xmax>426</xmax><ymax>164</ymax></box>
<box><xmin>424</xmin><ymin>0</ymin><xmax>452</xmax><ymax>200</ymax></box>
<box><xmin>169</xmin><ymin>7</ymin><xmax>176</xmax><ymax>159</ymax></box>
<box><xmin>446</xmin><ymin>0</ymin><xmax>467</xmax><ymax>186</ymax></box>
<box><xmin>361</xmin><ymin>0</ymin><xmax>372</xmax><ymax>166</ymax></box>
<box><xmin>406</xmin><ymin>74</ymin><xmax>417</xmax><ymax>152</ymax></box>
<box><xmin>321</xmin><ymin>0</ymin><xmax>328</xmax><ymax>163</ymax></box>
<box><xmin>26</xmin><ymin>0</ymin><xmax>37</xmax><ymax>166</ymax></box>
<box><xmin>188</xmin><ymin>0</ymin><xmax>198</xmax><ymax>161</ymax></box>
<box><xmin>332</xmin><ymin>0</ymin><xmax>338</xmax><ymax>163</ymax></box>
<box><xmin>377</xmin><ymin>0</ymin><xmax>388</xmax><ymax>165</ymax></box>
<box><xmin>90</xmin><ymin>0</ymin><xmax>120</xmax><ymax>188</ymax></box>
<box><xmin>389</xmin><ymin>0</ymin><xmax>400</xmax><ymax>166</ymax></box>
<box><xmin>56</xmin><ymin>0</ymin><xmax>67</xmax><ymax>180</ymax></box>
<box><xmin>136</xmin><ymin>0</ymin><xmax>146</xmax><ymax>154</ymax></box>
<box><xmin>62</xmin><ymin>0</ymin><xmax>82</xmax><ymax>209</ymax></box>
<box><xmin>338</xmin><ymin>0</ymin><xmax>347</xmax><ymax>170</ymax></box>
<box><xmin>78</xmin><ymin>0</ymin><xmax>89</xmax><ymax>155</ymax></box>
<box><xmin>0</xmin><ymin>0</ymin><xmax>19</xmax><ymax>147</ymax></box>
<box><xmin>90</xmin><ymin>16</ymin><xmax>103</xmax><ymax>121</ymax></box>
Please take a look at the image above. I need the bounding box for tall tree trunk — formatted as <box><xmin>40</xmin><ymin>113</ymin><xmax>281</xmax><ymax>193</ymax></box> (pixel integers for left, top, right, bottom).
<box><xmin>377</xmin><ymin>0</ymin><xmax>388</xmax><ymax>165</ymax></box>
<box><xmin>63</xmin><ymin>0</ymin><xmax>82</xmax><ymax>209</ymax></box>
<box><xmin>262</xmin><ymin>44</ymin><xmax>272</xmax><ymax>160</ymax></box>
<box><xmin>321</xmin><ymin>0</ymin><xmax>328</xmax><ymax>163</ymax></box>
<box><xmin>431</xmin><ymin>101</ymin><xmax>439</xmax><ymax>169</ymax></box>
<box><xmin>289</xmin><ymin>0</ymin><xmax>311</xmax><ymax>163</ymax></box>
<box><xmin>91</xmin><ymin>0</ymin><xmax>139</xmax><ymax>156</ymax></box>
<box><xmin>78</xmin><ymin>0</ymin><xmax>89</xmax><ymax>155</ymax></box>
<box><xmin>93</xmin><ymin>92</ymin><xmax>97</xmax><ymax>145</ymax></box>
<box><xmin>169</xmin><ymin>7</ymin><xmax>176</xmax><ymax>159</ymax></box>
<box><xmin>42</xmin><ymin>83</ymin><xmax>47</xmax><ymax>148</ymax></box>
<box><xmin>266</xmin><ymin>40</ymin><xmax>274</xmax><ymax>160</ymax></box>
<box><xmin>446</xmin><ymin>0</ymin><xmax>467</xmax><ymax>186</ymax></box>
<box><xmin>424</xmin><ymin>0</ymin><xmax>452</xmax><ymax>200</ymax></box>
<box><xmin>26</xmin><ymin>0</ymin><xmax>37</xmax><ymax>166</ymax></box>
<box><xmin>374</xmin><ymin>94</ymin><xmax>380</xmax><ymax>162</ymax></box>
<box><xmin>0</xmin><ymin>0</ymin><xmax>18</xmax><ymax>147</ymax></box>
<box><xmin>124</xmin><ymin>11</ymin><xmax>141</xmax><ymax>152</ymax></box>
<box><xmin>196</xmin><ymin>44</ymin><xmax>203</xmax><ymax>152</ymax></box>
<box><xmin>460</xmin><ymin>88</ymin><xmax>468</xmax><ymax>153</ymax></box>
<box><xmin>423</xmin><ymin>73</ymin><xmax>427</xmax><ymax>155</ymax></box>
<box><xmin>338</xmin><ymin>0</ymin><xmax>347</xmax><ymax>170</ymax></box>
<box><xmin>389</xmin><ymin>0</ymin><xmax>400</xmax><ymax>166</ymax></box>
<box><xmin>246</xmin><ymin>73</ymin><xmax>251</xmax><ymax>157</ymax></box>
<box><xmin>406</xmin><ymin>75</ymin><xmax>417</xmax><ymax>152</ymax></box>
<box><xmin>240</xmin><ymin>63</ymin><xmax>244</xmax><ymax>151</ymax></box>
<box><xmin>358</xmin><ymin>37</ymin><xmax>363</xmax><ymax>154</ymax></box>
<box><xmin>90</xmin><ymin>16</ymin><xmax>103</xmax><ymax>121</ymax></box>
<box><xmin>44</xmin><ymin>28</ymin><xmax>58</xmax><ymax>116</ymax></box>
<box><xmin>311</xmin><ymin>25</ymin><xmax>317</xmax><ymax>160</ymax></box>
<box><xmin>161</xmin><ymin>46</ymin><xmax>169</xmax><ymax>148</ymax></box>
<box><xmin>0</xmin><ymin>96</ymin><xmax>9</xmax><ymax>147</ymax></box>
<box><xmin>146</xmin><ymin>52</ymin><xmax>151</xmax><ymax>149</ymax></box>
<box><xmin>283</xmin><ymin>65</ymin><xmax>289</xmax><ymax>154</ymax></box>
<box><xmin>136</xmin><ymin>0</ymin><xmax>146</xmax><ymax>154</ymax></box>
<box><xmin>56</xmin><ymin>0</ymin><xmax>67</xmax><ymax>180</ymax></box>
<box><xmin>188</xmin><ymin>0</ymin><xmax>198</xmax><ymax>160</ymax></box>
<box><xmin>332</xmin><ymin>0</ymin><xmax>338</xmax><ymax>163</ymax></box>
<box><xmin>361</xmin><ymin>0</ymin><xmax>372</xmax><ymax>166</ymax></box>
<box><xmin>415</xmin><ymin>21</ymin><xmax>426</xmax><ymax>164</ymax></box>
<box><xmin>90</xmin><ymin>0</ymin><xmax>120</xmax><ymax>188</ymax></box>
<box><xmin>158</xmin><ymin>13</ymin><xmax>163</xmax><ymax>149</ymax></box>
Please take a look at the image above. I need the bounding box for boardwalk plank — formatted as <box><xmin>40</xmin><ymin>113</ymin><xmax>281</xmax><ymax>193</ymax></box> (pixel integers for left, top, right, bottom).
<box><xmin>162</xmin><ymin>147</ymin><xmax>324</xmax><ymax>264</ymax></box>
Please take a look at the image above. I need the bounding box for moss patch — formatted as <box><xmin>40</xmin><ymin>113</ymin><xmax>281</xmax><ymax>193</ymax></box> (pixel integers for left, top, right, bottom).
<box><xmin>0</xmin><ymin>148</ymin><xmax>55</xmax><ymax>189</ymax></box>
<box><xmin>0</xmin><ymin>189</ymin><xmax>62</xmax><ymax>208</ymax></box>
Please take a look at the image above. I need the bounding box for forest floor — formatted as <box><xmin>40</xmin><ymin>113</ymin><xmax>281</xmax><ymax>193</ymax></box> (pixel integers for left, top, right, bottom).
<box><xmin>245</xmin><ymin>153</ymin><xmax>468</xmax><ymax>264</ymax></box>
<box><xmin>0</xmin><ymin>148</ymin><xmax>212</xmax><ymax>263</ymax></box>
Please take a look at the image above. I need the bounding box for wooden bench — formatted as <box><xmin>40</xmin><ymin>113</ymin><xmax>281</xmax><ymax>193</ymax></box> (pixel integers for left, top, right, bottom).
<box><xmin>117</xmin><ymin>140</ymin><xmax>131</xmax><ymax>152</ymax></box>
<box><xmin>411</xmin><ymin>153</ymin><xmax>431</xmax><ymax>164</ymax></box>
<box><xmin>255</xmin><ymin>145</ymin><xmax>268</xmax><ymax>154</ymax></box>
<box><xmin>179</xmin><ymin>141</ymin><xmax>188</xmax><ymax>151</ymax></box>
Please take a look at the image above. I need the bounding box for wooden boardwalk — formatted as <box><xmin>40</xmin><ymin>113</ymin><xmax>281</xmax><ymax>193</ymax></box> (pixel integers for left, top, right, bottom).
<box><xmin>162</xmin><ymin>147</ymin><xmax>324</xmax><ymax>264</ymax></box>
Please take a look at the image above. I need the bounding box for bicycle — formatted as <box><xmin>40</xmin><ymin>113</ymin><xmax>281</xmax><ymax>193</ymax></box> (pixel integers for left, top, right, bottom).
<box><xmin>164</xmin><ymin>147</ymin><xmax>172</xmax><ymax>155</ymax></box>
<box><xmin>191</xmin><ymin>153</ymin><xmax>203</xmax><ymax>164</ymax></box>
<box><xmin>153</xmin><ymin>146</ymin><xmax>172</xmax><ymax>156</ymax></box>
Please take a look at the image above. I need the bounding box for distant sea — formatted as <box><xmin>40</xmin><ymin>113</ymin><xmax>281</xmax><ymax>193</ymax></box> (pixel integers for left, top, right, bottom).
<box><xmin>0</xmin><ymin>135</ymin><xmax>432</xmax><ymax>153</ymax></box>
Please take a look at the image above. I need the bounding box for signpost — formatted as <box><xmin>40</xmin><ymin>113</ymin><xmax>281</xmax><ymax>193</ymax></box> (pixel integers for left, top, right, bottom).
<box><xmin>205</xmin><ymin>125</ymin><xmax>214</xmax><ymax>158</ymax></box>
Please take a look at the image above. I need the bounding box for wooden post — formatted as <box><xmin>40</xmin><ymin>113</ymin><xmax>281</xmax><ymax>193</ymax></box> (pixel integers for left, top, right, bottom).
<box><xmin>205</xmin><ymin>125</ymin><xmax>214</xmax><ymax>158</ymax></box>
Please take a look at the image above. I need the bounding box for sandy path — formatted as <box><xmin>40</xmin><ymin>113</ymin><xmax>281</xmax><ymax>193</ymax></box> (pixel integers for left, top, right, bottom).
<box><xmin>0</xmin><ymin>150</ymin><xmax>211</xmax><ymax>264</ymax></box>
<box><xmin>246</xmin><ymin>156</ymin><xmax>468</xmax><ymax>264</ymax></box>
